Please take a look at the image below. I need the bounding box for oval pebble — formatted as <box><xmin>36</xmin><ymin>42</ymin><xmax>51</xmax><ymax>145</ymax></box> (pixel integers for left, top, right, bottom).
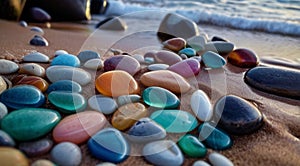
<box><xmin>88</xmin><ymin>95</ymin><xmax>118</xmax><ymax>114</ymax></box>
<box><xmin>163</xmin><ymin>37</ymin><xmax>186</xmax><ymax>52</ymax></box>
<box><xmin>30</xmin><ymin>27</ymin><xmax>44</xmax><ymax>34</ymax></box>
<box><xmin>0</xmin><ymin>102</ymin><xmax>8</xmax><ymax>123</ymax></box>
<box><xmin>0</xmin><ymin>147</ymin><xmax>29</xmax><ymax>166</ymax></box>
<box><xmin>117</xmin><ymin>94</ymin><xmax>141</xmax><ymax>106</ymax></box>
<box><xmin>31</xmin><ymin>159</ymin><xmax>55</xmax><ymax>166</ymax></box>
<box><xmin>13</xmin><ymin>75</ymin><xmax>49</xmax><ymax>92</ymax></box>
<box><xmin>30</xmin><ymin>7</ymin><xmax>51</xmax><ymax>22</ymax></box>
<box><xmin>0</xmin><ymin>59</ymin><xmax>19</xmax><ymax>74</ymax></box>
<box><xmin>51</xmin><ymin>54</ymin><xmax>80</xmax><ymax>67</ymax></box>
<box><xmin>19</xmin><ymin>63</ymin><xmax>46</xmax><ymax>77</ymax></box>
<box><xmin>84</xmin><ymin>58</ymin><xmax>103</xmax><ymax>70</ymax></box>
<box><xmin>204</xmin><ymin>41</ymin><xmax>234</xmax><ymax>54</ymax></box>
<box><xmin>132</xmin><ymin>54</ymin><xmax>144</xmax><ymax>63</ymax></box>
<box><xmin>51</xmin><ymin>142</ymin><xmax>82</xmax><ymax>166</ymax></box>
<box><xmin>0</xmin><ymin>76</ymin><xmax>7</xmax><ymax>94</ymax></box>
<box><xmin>144</xmin><ymin>50</ymin><xmax>182</xmax><ymax>65</ymax></box>
<box><xmin>193</xmin><ymin>160</ymin><xmax>211</xmax><ymax>166</ymax></box>
<box><xmin>55</xmin><ymin>50</ymin><xmax>68</xmax><ymax>56</ymax></box>
<box><xmin>88</xmin><ymin>128</ymin><xmax>130</xmax><ymax>163</ymax></box>
<box><xmin>53</xmin><ymin>111</ymin><xmax>106</xmax><ymax>144</ymax></box>
<box><xmin>179</xmin><ymin>48</ymin><xmax>197</xmax><ymax>57</ymax></box>
<box><xmin>19</xmin><ymin>20</ymin><xmax>28</xmax><ymax>27</ymax></box>
<box><xmin>142</xmin><ymin>140</ymin><xmax>184</xmax><ymax>166</ymax></box>
<box><xmin>168</xmin><ymin>58</ymin><xmax>200</xmax><ymax>78</ymax></box>
<box><xmin>191</xmin><ymin>90</ymin><xmax>213</xmax><ymax>121</ymax></box>
<box><xmin>202</xmin><ymin>51</ymin><xmax>226</xmax><ymax>69</ymax></box>
<box><xmin>209</xmin><ymin>152</ymin><xmax>234</xmax><ymax>166</ymax></box>
<box><xmin>30</xmin><ymin>35</ymin><xmax>48</xmax><ymax>46</ymax></box>
<box><xmin>96</xmin><ymin>162</ymin><xmax>117</xmax><ymax>166</ymax></box>
<box><xmin>46</xmin><ymin>80</ymin><xmax>82</xmax><ymax>93</ymax></box>
<box><xmin>104</xmin><ymin>55</ymin><xmax>140</xmax><ymax>75</ymax></box>
<box><xmin>77</xmin><ymin>50</ymin><xmax>101</xmax><ymax>64</ymax></box>
<box><xmin>23</xmin><ymin>52</ymin><xmax>49</xmax><ymax>63</ymax></box>
<box><xmin>228</xmin><ymin>48</ymin><xmax>259</xmax><ymax>68</ymax></box>
<box><xmin>178</xmin><ymin>134</ymin><xmax>207</xmax><ymax>158</ymax></box>
<box><xmin>147</xmin><ymin>64</ymin><xmax>169</xmax><ymax>71</ymax></box>
<box><xmin>0</xmin><ymin>130</ymin><xmax>15</xmax><ymax>147</ymax></box>
<box><xmin>18</xmin><ymin>138</ymin><xmax>53</xmax><ymax>157</ymax></box>
<box><xmin>187</xmin><ymin>35</ymin><xmax>207</xmax><ymax>52</ymax></box>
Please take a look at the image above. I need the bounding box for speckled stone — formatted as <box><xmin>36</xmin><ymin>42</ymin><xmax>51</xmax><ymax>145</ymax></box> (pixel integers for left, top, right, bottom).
<box><xmin>84</xmin><ymin>59</ymin><xmax>103</xmax><ymax>70</ymax></box>
<box><xmin>0</xmin><ymin>147</ymin><xmax>29</xmax><ymax>166</ymax></box>
<box><xmin>51</xmin><ymin>54</ymin><xmax>80</xmax><ymax>67</ymax></box>
<box><xmin>88</xmin><ymin>95</ymin><xmax>118</xmax><ymax>114</ymax></box>
<box><xmin>228</xmin><ymin>48</ymin><xmax>259</xmax><ymax>68</ymax></box>
<box><xmin>18</xmin><ymin>138</ymin><xmax>53</xmax><ymax>157</ymax></box>
<box><xmin>143</xmin><ymin>140</ymin><xmax>184</xmax><ymax>166</ymax></box>
<box><xmin>117</xmin><ymin>94</ymin><xmax>141</xmax><ymax>106</ymax></box>
<box><xmin>144</xmin><ymin>51</ymin><xmax>182</xmax><ymax>65</ymax></box>
<box><xmin>19</xmin><ymin>63</ymin><xmax>45</xmax><ymax>77</ymax></box>
<box><xmin>30</xmin><ymin>7</ymin><xmax>51</xmax><ymax>22</ymax></box>
<box><xmin>12</xmin><ymin>75</ymin><xmax>49</xmax><ymax>92</ymax></box>
<box><xmin>209</xmin><ymin>152</ymin><xmax>234</xmax><ymax>166</ymax></box>
<box><xmin>191</xmin><ymin>90</ymin><xmax>213</xmax><ymax>121</ymax></box>
<box><xmin>0</xmin><ymin>59</ymin><xmax>19</xmax><ymax>74</ymax></box>
<box><xmin>204</xmin><ymin>41</ymin><xmax>234</xmax><ymax>54</ymax></box>
<box><xmin>23</xmin><ymin>52</ymin><xmax>49</xmax><ymax>63</ymax></box>
<box><xmin>168</xmin><ymin>59</ymin><xmax>200</xmax><ymax>78</ymax></box>
<box><xmin>30</xmin><ymin>35</ymin><xmax>48</xmax><ymax>46</ymax></box>
<box><xmin>147</xmin><ymin>64</ymin><xmax>169</xmax><ymax>71</ymax></box>
<box><xmin>51</xmin><ymin>142</ymin><xmax>82</xmax><ymax>166</ymax></box>
<box><xmin>163</xmin><ymin>37</ymin><xmax>186</xmax><ymax>52</ymax></box>
<box><xmin>104</xmin><ymin>55</ymin><xmax>140</xmax><ymax>75</ymax></box>
<box><xmin>46</xmin><ymin>80</ymin><xmax>82</xmax><ymax>93</ymax></box>
<box><xmin>77</xmin><ymin>50</ymin><xmax>101</xmax><ymax>64</ymax></box>
<box><xmin>0</xmin><ymin>130</ymin><xmax>15</xmax><ymax>147</ymax></box>
<box><xmin>178</xmin><ymin>134</ymin><xmax>207</xmax><ymax>158</ymax></box>
<box><xmin>202</xmin><ymin>51</ymin><xmax>226</xmax><ymax>69</ymax></box>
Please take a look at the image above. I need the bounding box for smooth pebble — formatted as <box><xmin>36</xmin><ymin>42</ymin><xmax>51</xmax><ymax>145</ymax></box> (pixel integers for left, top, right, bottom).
<box><xmin>46</xmin><ymin>80</ymin><xmax>82</xmax><ymax>93</ymax></box>
<box><xmin>204</xmin><ymin>42</ymin><xmax>234</xmax><ymax>54</ymax></box>
<box><xmin>18</xmin><ymin>138</ymin><xmax>53</xmax><ymax>157</ymax></box>
<box><xmin>0</xmin><ymin>59</ymin><xmax>19</xmax><ymax>74</ymax></box>
<box><xmin>104</xmin><ymin>55</ymin><xmax>140</xmax><ymax>75</ymax></box>
<box><xmin>178</xmin><ymin>134</ymin><xmax>207</xmax><ymax>157</ymax></box>
<box><xmin>54</xmin><ymin>50</ymin><xmax>68</xmax><ymax>56</ymax></box>
<box><xmin>163</xmin><ymin>37</ymin><xmax>186</xmax><ymax>52</ymax></box>
<box><xmin>228</xmin><ymin>48</ymin><xmax>259</xmax><ymax>68</ymax></box>
<box><xmin>77</xmin><ymin>50</ymin><xmax>101</xmax><ymax>64</ymax></box>
<box><xmin>88</xmin><ymin>95</ymin><xmax>118</xmax><ymax>114</ymax></box>
<box><xmin>147</xmin><ymin>64</ymin><xmax>169</xmax><ymax>71</ymax></box>
<box><xmin>0</xmin><ymin>147</ymin><xmax>29</xmax><ymax>166</ymax></box>
<box><xmin>19</xmin><ymin>63</ymin><xmax>46</xmax><ymax>77</ymax></box>
<box><xmin>193</xmin><ymin>160</ymin><xmax>211</xmax><ymax>166</ymax></box>
<box><xmin>202</xmin><ymin>51</ymin><xmax>226</xmax><ymax>69</ymax></box>
<box><xmin>31</xmin><ymin>159</ymin><xmax>55</xmax><ymax>166</ymax></box>
<box><xmin>0</xmin><ymin>130</ymin><xmax>15</xmax><ymax>147</ymax></box>
<box><xmin>51</xmin><ymin>142</ymin><xmax>82</xmax><ymax>166</ymax></box>
<box><xmin>51</xmin><ymin>54</ymin><xmax>80</xmax><ymax>67</ymax></box>
<box><xmin>12</xmin><ymin>75</ymin><xmax>49</xmax><ymax>92</ymax></box>
<box><xmin>23</xmin><ymin>52</ymin><xmax>49</xmax><ymax>63</ymax></box>
<box><xmin>144</xmin><ymin>50</ymin><xmax>182</xmax><ymax>65</ymax></box>
<box><xmin>84</xmin><ymin>58</ymin><xmax>103</xmax><ymax>70</ymax></box>
<box><xmin>209</xmin><ymin>152</ymin><xmax>234</xmax><ymax>166</ymax></box>
<box><xmin>191</xmin><ymin>90</ymin><xmax>213</xmax><ymax>121</ymax></box>
<box><xmin>117</xmin><ymin>94</ymin><xmax>141</xmax><ymax>106</ymax></box>
<box><xmin>168</xmin><ymin>58</ymin><xmax>201</xmax><ymax>78</ymax></box>
<box><xmin>30</xmin><ymin>35</ymin><xmax>48</xmax><ymax>46</ymax></box>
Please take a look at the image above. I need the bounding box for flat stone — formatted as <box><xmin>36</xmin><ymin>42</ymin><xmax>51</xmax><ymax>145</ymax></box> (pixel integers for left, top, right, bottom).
<box><xmin>147</xmin><ymin>64</ymin><xmax>169</xmax><ymax>71</ymax></box>
<box><xmin>140</xmin><ymin>70</ymin><xmax>191</xmax><ymax>94</ymax></box>
<box><xmin>0</xmin><ymin>76</ymin><xmax>7</xmax><ymax>95</ymax></box>
<box><xmin>127</xmin><ymin>117</ymin><xmax>166</xmax><ymax>143</ymax></box>
<box><xmin>179</xmin><ymin>48</ymin><xmax>197</xmax><ymax>57</ymax></box>
<box><xmin>0</xmin><ymin>147</ymin><xmax>29</xmax><ymax>166</ymax></box>
<box><xmin>187</xmin><ymin>35</ymin><xmax>206</xmax><ymax>52</ymax></box>
<box><xmin>30</xmin><ymin>7</ymin><xmax>51</xmax><ymax>22</ymax></box>
<box><xmin>51</xmin><ymin>142</ymin><xmax>82</xmax><ymax>166</ymax></box>
<box><xmin>163</xmin><ymin>37</ymin><xmax>186</xmax><ymax>52</ymax></box>
<box><xmin>19</xmin><ymin>63</ymin><xmax>46</xmax><ymax>77</ymax></box>
<box><xmin>142</xmin><ymin>86</ymin><xmax>180</xmax><ymax>109</ymax></box>
<box><xmin>104</xmin><ymin>55</ymin><xmax>140</xmax><ymax>75</ymax></box>
<box><xmin>88</xmin><ymin>95</ymin><xmax>118</xmax><ymax>114</ymax></box>
<box><xmin>12</xmin><ymin>75</ymin><xmax>49</xmax><ymax>92</ymax></box>
<box><xmin>88</xmin><ymin>128</ymin><xmax>130</xmax><ymax>163</ymax></box>
<box><xmin>48</xmin><ymin>91</ymin><xmax>87</xmax><ymax>113</ymax></box>
<box><xmin>144</xmin><ymin>50</ymin><xmax>182</xmax><ymax>65</ymax></box>
<box><xmin>1</xmin><ymin>108</ymin><xmax>61</xmax><ymax>141</ymax></box>
<box><xmin>142</xmin><ymin>140</ymin><xmax>184</xmax><ymax>166</ymax></box>
<box><xmin>55</xmin><ymin>50</ymin><xmax>68</xmax><ymax>56</ymax></box>
<box><xmin>193</xmin><ymin>160</ymin><xmax>211</xmax><ymax>166</ymax></box>
<box><xmin>46</xmin><ymin>66</ymin><xmax>92</xmax><ymax>86</ymax></box>
<box><xmin>0</xmin><ymin>85</ymin><xmax>45</xmax><ymax>109</ymax></box>
<box><xmin>209</xmin><ymin>152</ymin><xmax>234</xmax><ymax>166</ymax></box>
<box><xmin>19</xmin><ymin>21</ymin><xmax>28</xmax><ymax>27</ymax></box>
<box><xmin>53</xmin><ymin>111</ymin><xmax>106</xmax><ymax>144</ymax></box>
<box><xmin>30</xmin><ymin>27</ymin><xmax>44</xmax><ymax>34</ymax></box>
<box><xmin>31</xmin><ymin>159</ymin><xmax>55</xmax><ymax>166</ymax></box>
<box><xmin>191</xmin><ymin>90</ymin><xmax>213</xmax><ymax>121</ymax></box>
<box><xmin>112</xmin><ymin>103</ymin><xmax>147</xmax><ymax>131</ymax></box>
<box><xmin>0</xmin><ymin>130</ymin><xmax>15</xmax><ymax>147</ymax></box>
<box><xmin>202</xmin><ymin>51</ymin><xmax>226</xmax><ymax>69</ymax></box>
<box><xmin>158</xmin><ymin>13</ymin><xmax>199</xmax><ymax>39</ymax></box>
<box><xmin>23</xmin><ymin>52</ymin><xmax>49</xmax><ymax>63</ymax></box>
<box><xmin>46</xmin><ymin>80</ymin><xmax>82</xmax><ymax>93</ymax></box>
<box><xmin>178</xmin><ymin>134</ymin><xmax>207</xmax><ymax>158</ymax></box>
<box><xmin>198</xmin><ymin>122</ymin><xmax>232</xmax><ymax>150</ymax></box>
<box><xmin>0</xmin><ymin>59</ymin><xmax>19</xmax><ymax>74</ymax></box>
<box><xmin>51</xmin><ymin>54</ymin><xmax>80</xmax><ymax>67</ymax></box>
<box><xmin>168</xmin><ymin>58</ymin><xmax>200</xmax><ymax>78</ymax></box>
<box><xmin>228</xmin><ymin>48</ymin><xmax>259</xmax><ymax>68</ymax></box>
<box><xmin>84</xmin><ymin>59</ymin><xmax>103</xmax><ymax>70</ymax></box>
<box><xmin>204</xmin><ymin>41</ymin><xmax>234</xmax><ymax>55</ymax></box>
<box><xmin>77</xmin><ymin>50</ymin><xmax>101</xmax><ymax>64</ymax></box>
<box><xmin>150</xmin><ymin>110</ymin><xmax>198</xmax><ymax>133</ymax></box>
<box><xmin>30</xmin><ymin>35</ymin><xmax>48</xmax><ymax>46</ymax></box>
<box><xmin>99</xmin><ymin>17</ymin><xmax>127</xmax><ymax>31</ymax></box>
<box><xmin>18</xmin><ymin>138</ymin><xmax>53</xmax><ymax>157</ymax></box>
<box><xmin>117</xmin><ymin>94</ymin><xmax>141</xmax><ymax>106</ymax></box>
<box><xmin>95</xmin><ymin>70</ymin><xmax>140</xmax><ymax>97</ymax></box>
<box><xmin>245</xmin><ymin>66</ymin><xmax>300</xmax><ymax>99</ymax></box>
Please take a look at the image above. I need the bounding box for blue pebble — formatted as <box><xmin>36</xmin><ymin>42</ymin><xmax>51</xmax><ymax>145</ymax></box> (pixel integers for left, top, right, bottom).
<box><xmin>0</xmin><ymin>130</ymin><xmax>15</xmax><ymax>147</ymax></box>
<box><xmin>51</xmin><ymin>54</ymin><xmax>80</xmax><ymax>67</ymax></box>
<box><xmin>30</xmin><ymin>35</ymin><xmax>48</xmax><ymax>46</ymax></box>
<box><xmin>77</xmin><ymin>50</ymin><xmax>101</xmax><ymax>64</ymax></box>
<box><xmin>202</xmin><ymin>51</ymin><xmax>226</xmax><ymax>69</ymax></box>
<box><xmin>46</xmin><ymin>80</ymin><xmax>82</xmax><ymax>94</ymax></box>
<box><xmin>88</xmin><ymin>128</ymin><xmax>130</xmax><ymax>163</ymax></box>
<box><xmin>178</xmin><ymin>48</ymin><xmax>197</xmax><ymax>57</ymax></box>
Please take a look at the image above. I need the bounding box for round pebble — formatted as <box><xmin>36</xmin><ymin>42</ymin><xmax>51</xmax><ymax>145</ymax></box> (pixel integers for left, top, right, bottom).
<box><xmin>209</xmin><ymin>152</ymin><xmax>234</xmax><ymax>166</ymax></box>
<box><xmin>0</xmin><ymin>147</ymin><xmax>29</xmax><ymax>166</ymax></box>
<box><xmin>116</xmin><ymin>94</ymin><xmax>141</xmax><ymax>106</ymax></box>
<box><xmin>54</xmin><ymin>50</ymin><xmax>68</xmax><ymax>56</ymax></box>
<box><xmin>0</xmin><ymin>76</ymin><xmax>7</xmax><ymax>94</ymax></box>
<box><xmin>96</xmin><ymin>162</ymin><xmax>117</xmax><ymax>166</ymax></box>
<box><xmin>88</xmin><ymin>95</ymin><xmax>118</xmax><ymax>114</ymax></box>
<box><xmin>12</xmin><ymin>75</ymin><xmax>49</xmax><ymax>92</ymax></box>
<box><xmin>204</xmin><ymin>41</ymin><xmax>234</xmax><ymax>54</ymax></box>
<box><xmin>179</xmin><ymin>47</ymin><xmax>197</xmax><ymax>57</ymax></box>
<box><xmin>18</xmin><ymin>138</ymin><xmax>53</xmax><ymax>157</ymax></box>
<box><xmin>0</xmin><ymin>59</ymin><xmax>19</xmax><ymax>74</ymax></box>
<box><xmin>30</xmin><ymin>7</ymin><xmax>51</xmax><ymax>22</ymax></box>
<box><xmin>19</xmin><ymin>20</ymin><xmax>28</xmax><ymax>27</ymax></box>
<box><xmin>0</xmin><ymin>130</ymin><xmax>16</xmax><ymax>147</ymax></box>
<box><xmin>132</xmin><ymin>54</ymin><xmax>144</xmax><ymax>63</ymax></box>
<box><xmin>144</xmin><ymin>50</ymin><xmax>182</xmax><ymax>65</ymax></box>
<box><xmin>187</xmin><ymin>35</ymin><xmax>206</xmax><ymax>52</ymax></box>
<box><xmin>178</xmin><ymin>134</ymin><xmax>207</xmax><ymax>158</ymax></box>
<box><xmin>0</xmin><ymin>102</ymin><xmax>8</xmax><ymax>123</ymax></box>
<box><xmin>168</xmin><ymin>58</ymin><xmax>200</xmax><ymax>78</ymax></box>
<box><xmin>202</xmin><ymin>51</ymin><xmax>226</xmax><ymax>69</ymax></box>
<box><xmin>228</xmin><ymin>48</ymin><xmax>259</xmax><ymax>68</ymax></box>
<box><xmin>30</xmin><ymin>27</ymin><xmax>44</xmax><ymax>34</ymax></box>
<box><xmin>163</xmin><ymin>37</ymin><xmax>186</xmax><ymax>52</ymax></box>
<box><xmin>51</xmin><ymin>142</ymin><xmax>82</xmax><ymax>166</ymax></box>
<box><xmin>193</xmin><ymin>160</ymin><xmax>211</xmax><ymax>166</ymax></box>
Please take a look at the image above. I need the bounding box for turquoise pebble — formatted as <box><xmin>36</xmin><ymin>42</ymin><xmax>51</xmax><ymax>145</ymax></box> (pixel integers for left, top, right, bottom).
<box><xmin>77</xmin><ymin>50</ymin><xmax>101</xmax><ymax>64</ymax></box>
<box><xmin>150</xmin><ymin>110</ymin><xmax>198</xmax><ymax>133</ymax></box>
<box><xmin>198</xmin><ymin>122</ymin><xmax>232</xmax><ymax>150</ymax></box>
<box><xmin>0</xmin><ymin>130</ymin><xmax>15</xmax><ymax>147</ymax></box>
<box><xmin>48</xmin><ymin>91</ymin><xmax>87</xmax><ymax>113</ymax></box>
<box><xmin>202</xmin><ymin>51</ymin><xmax>226</xmax><ymax>69</ymax></box>
<box><xmin>46</xmin><ymin>80</ymin><xmax>82</xmax><ymax>93</ymax></box>
<box><xmin>88</xmin><ymin>95</ymin><xmax>117</xmax><ymax>114</ymax></box>
<box><xmin>0</xmin><ymin>85</ymin><xmax>45</xmax><ymax>109</ymax></box>
<box><xmin>117</xmin><ymin>95</ymin><xmax>141</xmax><ymax>106</ymax></box>
<box><xmin>51</xmin><ymin>142</ymin><xmax>82</xmax><ymax>166</ymax></box>
<box><xmin>178</xmin><ymin>134</ymin><xmax>207</xmax><ymax>158</ymax></box>
<box><xmin>179</xmin><ymin>48</ymin><xmax>197</xmax><ymax>57</ymax></box>
<box><xmin>88</xmin><ymin>128</ymin><xmax>130</xmax><ymax>163</ymax></box>
<box><xmin>143</xmin><ymin>87</ymin><xmax>180</xmax><ymax>109</ymax></box>
<box><xmin>51</xmin><ymin>54</ymin><xmax>80</xmax><ymax>67</ymax></box>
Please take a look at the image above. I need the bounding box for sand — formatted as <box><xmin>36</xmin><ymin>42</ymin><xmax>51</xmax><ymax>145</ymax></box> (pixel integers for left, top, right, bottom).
<box><xmin>0</xmin><ymin>17</ymin><xmax>300</xmax><ymax>166</ymax></box>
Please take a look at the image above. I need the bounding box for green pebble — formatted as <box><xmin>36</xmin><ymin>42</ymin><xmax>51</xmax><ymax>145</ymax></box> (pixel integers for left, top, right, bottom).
<box><xmin>178</xmin><ymin>134</ymin><xmax>207</xmax><ymax>158</ymax></box>
<box><xmin>143</xmin><ymin>87</ymin><xmax>180</xmax><ymax>109</ymax></box>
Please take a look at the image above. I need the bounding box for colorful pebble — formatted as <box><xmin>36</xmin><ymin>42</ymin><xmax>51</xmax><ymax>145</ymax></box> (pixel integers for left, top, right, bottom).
<box><xmin>0</xmin><ymin>76</ymin><xmax>7</xmax><ymax>94</ymax></box>
<box><xmin>12</xmin><ymin>75</ymin><xmax>49</xmax><ymax>92</ymax></box>
<box><xmin>178</xmin><ymin>134</ymin><xmax>207</xmax><ymax>158</ymax></box>
<box><xmin>202</xmin><ymin>51</ymin><xmax>226</xmax><ymax>69</ymax></box>
<box><xmin>0</xmin><ymin>147</ymin><xmax>29</xmax><ymax>166</ymax></box>
<box><xmin>18</xmin><ymin>138</ymin><xmax>53</xmax><ymax>157</ymax></box>
<box><xmin>191</xmin><ymin>90</ymin><xmax>213</xmax><ymax>121</ymax></box>
<box><xmin>30</xmin><ymin>7</ymin><xmax>51</xmax><ymax>22</ymax></box>
<box><xmin>19</xmin><ymin>63</ymin><xmax>46</xmax><ymax>77</ymax></box>
<box><xmin>187</xmin><ymin>35</ymin><xmax>206</xmax><ymax>52</ymax></box>
<box><xmin>204</xmin><ymin>41</ymin><xmax>234</xmax><ymax>54</ymax></box>
<box><xmin>84</xmin><ymin>58</ymin><xmax>103</xmax><ymax>70</ymax></box>
<box><xmin>88</xmin><ymin>95</ymin><xmax>118</xmax><ymax>114</ymax></box>
<box><xmin>46</xmin><ymin>80</ymin><xmax>82</xmax><ymax>93</ymax></box>
<box><xmin>147</xmin><ymin>63</ymin><xmax>169</xmax><ymax>71</ymax></box>
<box><xmin>51</xmin><ymin>54</ymin><xmax>80</xmax><ymax>67</ymax></box>
<box><xmin>104</xmin><ymin>55</ymin><xmax>140</xmax><ymax>75</ymax></box>
<box><xmin>168</xmin><ymin>58</ymin><xmax>201</xmax><ymax>78</ymax></box>
<box><xmin>54</xmin><ymin>50</ymin><xmax>68</xmax><ymax>56</ymax></box>
<box><xmin>228</xmin><ymin>48</ymin><xmax>259</xmax><ymax>68</ymax></box>
<box><xmin>50</xmin><ymin>142</ymin><xmax>82</xmax><ymax>166</ymax></box>
<box><xmin>144</xmin><ymin>50</ymin><xmax>182</xmax><ymax>65</ymax></box>
<box><xmin>163</xmin><ymin>37</ymin><xmax>186</xmax><ymax>52</ymax></box>
<box><xmin>116</xmin><ymin>94</ymin><xmax>141</xmax><ymax>106</ymax></box>
<box><xmin>179</xmin><ymin>48</ymin><xmax>197</xmax><ymax>57</ymax></box>
<box><xmin>31</xmin><ymin>159</ymin><xmax>55</xmax><ymax>166</ymax></box>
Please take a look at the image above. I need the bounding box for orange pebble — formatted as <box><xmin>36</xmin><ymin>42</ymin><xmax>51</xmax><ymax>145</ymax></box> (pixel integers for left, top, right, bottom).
<box><xmin>13</xmin><ymin>75</ymin><xmax>49</xmax><ymax>92</ymax></box>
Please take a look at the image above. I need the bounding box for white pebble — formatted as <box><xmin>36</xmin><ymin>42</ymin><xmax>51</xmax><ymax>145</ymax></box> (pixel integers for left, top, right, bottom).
<box><xmin>209</xmin><ymin>152</ymin><xmax>234</xmax><ymax>166</ymax></box>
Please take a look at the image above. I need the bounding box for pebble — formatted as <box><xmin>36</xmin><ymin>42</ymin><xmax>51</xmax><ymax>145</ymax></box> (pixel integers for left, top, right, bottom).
<box><xmin>30</xmin><ymin>7</ymin><xmax>51</xmax><ymax>22</ymax></box>
<box><xmin>30</xmin><ymin>27</ymin><xmax>44</xmax><ymax>34</ymax></box>
<box><xmin>228</xmin><ymin>48</ymin><xmax>259</xmax><ymax>68</ymax></box>
<box><xmin>19</xmin><ymin>20</ymin><xmax>28</xmax><ymax>27</ymax></box>
<box><xmin>0</xmin><ymin>59</ymin><xmax>19</xmax><ymax>74</ymax></box>
<box><xmin>144</xmin><ymin>50</ymin><xmax>182</xmax><ymax>65</ymax></box>
<box><xmin>260</xmin><ymin>56</ymin><xmax>300</xmax><ymax>69</ymax></box>
<box><xmin>77</xmin><ymin>50</ymin><xmax>101</xmax><ymax>64</ymax></box>
<box><xmin>191</xmin><ymin>90</ymin><xmax>213</xmax><ymax>121</ymax></box>
<box><xmin>18</xmin><ymin>138</ymin><xmax>53</xmax><ymax>157</ymax></box>
<box><xmin>187</xmin><ymin>35</ymin><xmax>206</xmax><ymax>52</ymax></box>
<box><xmin>23</xmin><ymin>52</ymin><xmax>49</xmax><ymax>63</ymax></box>
<box><xmin>140</xmin><ymin>70</ymin><xmax>191</xmax><ymax>94</ymax></box>
<box><xmin>179</xmin><ymin>48</ymin><xmax>197</xmax><ymax>57</ymax></box>
<box><xmin>88</xmin><ymin>128</ymin><xmax>130</xmax><ymax>163</ymax></box>
<box><xmin>198</xmin><ymin>122</ymin><xmax>232</xmax><ymax>150</ymax></box>
<box><xmin>0</xmin><ymin>130</ymin><xmax>15</xmax><ymax>147</ymax></box>
<box><xmin>214</xmin><ymin>95</ymin><xmax>263</xmax><ymax>135</ymax></box>
<box><xmin>117</xmin><ymin>94</ymin><xmax>141</xmax><ymax>106</ymax></box>
<box><xmin>163</xmin><ymin>37</ymin><xmax>186</xmax><ymax>52</ymax></box>
<box><xmin>95</xmin><ymin>70</ymin><xmax>140</xmax><ymax>97</ymax></box>
<box><xmin>12</xmin><ymin>75</ymin><xmax>49</xmax><ymax>92</ymax></box>
<box><xmin>104</xmin><ymin>55</ymin><xmax>140</xmax><ymax>75</ymax></box>
<box><xmin>178</xmin><ymin>134</ymin><xmax>207</xmax><ymax>158</ymax></box>
<box><xmin>142</xmin><ymin>140</ymin><xmax>184</xmax><ymax>166</ymax></box>
<box><xmin>193</xmin><ymin>160</ymin><xmax>211</xmax><ymax>166</ymax></box>
<box><xmin>48</xmin><ymin>91</ymin><xmax>87</xmax><ymax>113</ymax></box>
<box><xmin>0</xmin><ymin>76</ymin><xmax>7</xmax><ymax>95</ymax></box>
<box><xmin>31</xmin><ymin>159</ymin><xmax>55</xmax><ymax>166</ymax></box>
<box><xmin>132</xmin><ymin>54</ymin><xmax>144</xmax><ymax>63</ymax></box>
<box><xmin>112</xmin><ymin>103</ymin><xmax>147</xmax><ymax>131</ymax></box>
<box><xmin>53</xmin><ymin>111</ymin><xmax>106</xmax><ymax>144</ymax></box>
<box><xmin>0</xmin><ymin>85</ymin><xmax>45</xmax><ymax>109</ymax></box>
<box><xmin>158</xmin><ymin>13</ymin><xmax>199</xmax><ymax>39</ymax></box>
<box><xmin>180</xmin><ymin>54</ymin><xmax>188</xmax><ymax>59</ymax></box>
<box><xmin>209</xmin><ymin>152</ymin><xmax>234</xmax><ymax>166</ymax></box>
<box><xmin>202</xmin><ymin>51</ymin><xmax>226</xmax><ymax>69</ymax></box>
<box><xmin>211</xmin><ymin>36</ymin><xmax>228</xmax><ymax>42</ymax></box>
<box><xmin>84</xmin><ymin>58</ymin><xmax>103</xmax><ymax>70</ymax></box>
<box><xmin>150</xmin><ymin>110</ymin><xmax>198</xmax><ymax>133</ymax></box>
<box><xmin>142</xmin><ymin>86</ymin><xmax>180</xmax><ymax>109</ymax></box>
<box><xmin>51</xmin><ymin>54</ymin><xmax>80</xmax><ymax>67</ymax></box>
<box><xmin>1</xmin><ymin>108</ymin><xmax>61</xmax><ymax>141</ymax></box>
<box><xmin>46</xmin><ymin>66</ymin><xmax>91</xmax><ymax>86</ymax></box>
<box><xmin>127</xmin><ymin>117</ymin><xmax>166</xmax><ymax>143</ymax></box>
<box><xmin>0</xmin><ymin>102</ymin><xmax>8</xmax><ymax>123</ymax></box>
<box><xmin>96</xmin><ymin>162</ymin><xmax>117</xmax><ymax>166</ymax></box>
<box><xmin>168</xmin><ymin>58</ymin><xmax>201</xmax><ymax>78</ymax></box>
<box><xmin>245</xmin><ymin>66</ymin><xmax>300</xmax><ymax>99</ymax></box>
<box><xmin>30</xmin><ymin>35</ymin><xmax>48</xmax><ymax>46</ymax></box>
<box><xmin>204</xmin><ymin>41</ymin><xmax>234</xmax><ymax>54</ymax></box>
<box><xmin>99</xmin><ymin>17</ymin><xmax>127</xmax><ymax>31</ymax></box>
<box><xmin>88</xmin><ymin>95</ymin><xmax>118</xmax><ymax>114</ymax></box>
<box><xmin>54</xmin><ymin>50</ymin><xmax>68</xmax><ymax>56</ymax></box>
<box><xmin>46</xmin><ymin>80</ymin><xmax>82</xmax><ymax>93</ymax></box>
<box><xmin>0</xmin><ymin>147</ymin><xmax>29</xmax><ymax>166</ymax></box>
<box><xmin>147</xmin><ymin>64</ymin><xmax>169</xmax><ymax>71</ymax></box>
<box><xmin>19</xmin><ymin>63</ymin><xmax>46</xmax><ymax>77</ymax></box>
<box><xmin>50</xmin><ymin>142</ymin><xmax>82</xmax><ymax>166</ymax></box>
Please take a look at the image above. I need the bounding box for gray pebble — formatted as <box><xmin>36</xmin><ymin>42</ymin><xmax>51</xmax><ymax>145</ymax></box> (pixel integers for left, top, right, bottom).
<box><xmin>147</xmin><ymin>64</ymin><xmax>169</xmax><ymax>71</ymax></box>
<box><xmin>51</xmin><ymin>142</ymin><xmax>82</xmax><ymax>166</ymax></box>
<box><xmin>193</xmin><ymin>160</ymin><xmax>211</xmax><ymax>166</ymax></box>
<box><xmin>23</xmin><ymin>52</ymin><xmax>49</xmax><ymax>63</ymax></box>
<box><xmin>117</xmin><ymin>94</ymin><xmax>141</xmax><ymax>106</ymax></box>
<box><xmin>88</xmin><ymin>95</ymin><xmax>118</xmax><ymax>114</ymax></box>
<box><xmin>0</xmin><ymin>59</ymin><xmax>19</xmax><ymax>74</ymax></box>
<box><xmin>0</xmin><ymin>130</ymin><xmax>15</xmax><ymax>147</ymax></box>
<box><xmin>77</xmin><ymin>50</ymin><xmax>100</xmax><ymax>64</ymax></box>
<box><xmin>209</xmin><ymin>152</ymin><xmax>234</xmax><ymax>166</ymax></box>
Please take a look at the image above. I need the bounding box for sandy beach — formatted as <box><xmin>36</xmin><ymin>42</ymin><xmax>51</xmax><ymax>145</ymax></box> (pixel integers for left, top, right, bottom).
<box><xmin>0</xmin><ymin>14</ymin><xmax>300</xmax><ymax>166</ymax></box>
